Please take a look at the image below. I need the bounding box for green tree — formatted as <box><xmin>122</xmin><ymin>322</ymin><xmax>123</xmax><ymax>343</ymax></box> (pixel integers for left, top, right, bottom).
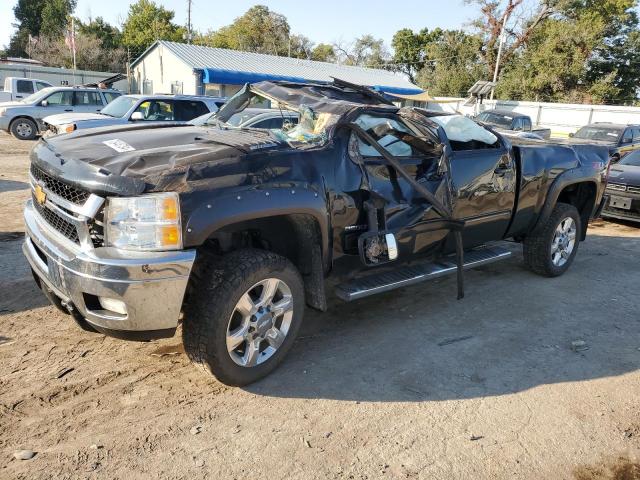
<box><xmin>334</xmin><ymin>35</ymin><xmax>389</xmax><ymax>67</ymax></box>
<box><xmin>7</xmin><ymin>0</ymin><xmax>75</xmax><ymax>57</ymax></box>
<box><xmin>417</xmin><ymin>30</ymin><xmax>486</xmax><ymax>96</ymax></box>
<box><xmin>311</xmin><ymin>43</ymin><xmax>336</xmax><ymax>62</ymax></box>
<box><xmin>13</xmin><ymin>0</ymin><xmax>46</xmax><ymax>37</ymax></box>
<box><xmin>391</xmin><ymin>28</ymin><xmax>424</xmax><ymax>83</ymax></box>
<box><xmin>122</xmin><ymin>0</ymin><xmax>184</xmax><ymax>53</ymax></box>
<box><xmin>289</xmin><ymin>34</ymin><xmax>313</xmax><ymax>59</ymax></box>
<box><xmin>40</xmin><ymin>0</ymin><xmax>77</xmax><ymax>38</ymax></box>
<box><xmin>466</xmin><ymin>0</ymin><xmax>556</xmax><ymax>78</ymax></box>
<box><xmin>495</xmin><ymin>0</ymin><xmax>640</xmax><ymax>104</ymax></box>
<box><xmin>78</xmin><ymin>17</ymin><xmax>122</xmax><ymax>51</ymax></box>
<box><xmin>392</xmin><ymin>28</ymin><xmax>451</xmax><ymax>84</ymax></box>
<box><xmin>204</xmin><ymin>5</ymin><xmax>291</xmax><ymax>55</ymax></box>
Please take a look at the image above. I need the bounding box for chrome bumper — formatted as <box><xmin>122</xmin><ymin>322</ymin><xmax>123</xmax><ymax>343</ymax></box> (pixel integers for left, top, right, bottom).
<box><xmin>23</xmin><ymin>199</ymin><xmax>196</xmax><ymax>333</ymax></box>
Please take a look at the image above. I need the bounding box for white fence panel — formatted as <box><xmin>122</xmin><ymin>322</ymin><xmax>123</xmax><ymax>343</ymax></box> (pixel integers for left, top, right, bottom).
<box><xmin>425</xmin><ymin>97</ymin><xmax>640</xmax><ymax>137</ymax></box>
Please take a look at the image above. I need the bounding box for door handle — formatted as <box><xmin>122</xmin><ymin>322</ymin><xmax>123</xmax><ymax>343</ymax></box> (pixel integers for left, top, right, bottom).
<box><xmin>64</xmin><ymin>109</ymin><xmax>73</xmax><ymax>112</ymax></box>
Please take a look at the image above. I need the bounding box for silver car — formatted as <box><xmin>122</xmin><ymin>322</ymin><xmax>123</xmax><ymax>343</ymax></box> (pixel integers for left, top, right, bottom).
<box><xmin>0</xmin><ymin>87</ymin><xmax>121</xmax><ymax>140</ymax></box>
<box><xmin>43</xmin><ymin>94</ymin><xmax>226</xmax><ymax>135</ymax></box>
<box><xmin>191</xmin><ymin>107</ymin><xmax>299</xmax><ymax>129</ymax></box>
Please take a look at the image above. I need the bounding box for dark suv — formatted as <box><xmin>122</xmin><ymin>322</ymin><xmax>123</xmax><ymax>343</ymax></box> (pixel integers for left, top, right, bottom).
<box><xmin>569</xmin><ymin>123</ymin><xmax>640</xmax><ymax>161</ymax></box>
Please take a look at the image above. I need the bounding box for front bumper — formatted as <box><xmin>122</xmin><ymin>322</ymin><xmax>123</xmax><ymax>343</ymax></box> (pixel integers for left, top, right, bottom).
<box><xmin>23</xmin><ymin>200</ymin><xmax>196</xmax><ymax>335</ymax></box>
<box><xmin>601</xmin><ymin>189</ymin><xmax>640</xmax><ymax>223</ymax></box>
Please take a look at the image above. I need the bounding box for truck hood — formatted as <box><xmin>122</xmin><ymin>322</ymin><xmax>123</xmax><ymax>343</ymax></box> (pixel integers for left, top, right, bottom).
<box><xmin>32</xmin><ymin>123</ymin><xmax>286</xmax><ymax>196</ymax></box>
<box><xmin>608</xmin><ymin>165</ymin><xmax>640</xmax><ymax>185</ymax></box>
<box><xmin>43</xmin><ymin>112</ymin><xmax>111</xmax><ymax>125</ymax></box>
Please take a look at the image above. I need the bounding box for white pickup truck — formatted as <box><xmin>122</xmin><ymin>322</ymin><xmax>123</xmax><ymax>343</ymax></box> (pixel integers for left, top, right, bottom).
<box><xmin>0</xmin><ymin>77</ymin><xmax>52</xmax><ymax>102</ymax></box>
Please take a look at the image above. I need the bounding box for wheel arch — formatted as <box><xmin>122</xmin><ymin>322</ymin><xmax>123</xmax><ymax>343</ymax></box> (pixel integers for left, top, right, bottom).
<box><xmin>534</xmin><ymin>175</ymin><xmax>598</xmax><ymax>240</ymax></box>
<box><xmin>10</xmin><ymin>115</ymin><xmax>39</xmax><ymax>130</ymax></box>
<box><xmin>185</xmin><ymin>189</ymin><xmax>330</xmax><ymax>312</ymax></box>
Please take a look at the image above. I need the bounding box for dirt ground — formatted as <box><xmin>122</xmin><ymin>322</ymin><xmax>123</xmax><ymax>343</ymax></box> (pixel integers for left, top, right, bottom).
<box><xmin>1</xmin><ymin>131</ymin><xmax>639</xmax><ymax>480</ymax></box>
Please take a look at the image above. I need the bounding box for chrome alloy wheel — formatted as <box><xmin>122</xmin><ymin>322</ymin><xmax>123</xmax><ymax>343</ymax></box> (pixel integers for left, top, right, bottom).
<box><xmin>551</xmin><ymin>217</ymin><xmax>577</xmax><ymax>267</ymax></box>
<box><xmin>15</xmin><ymin>121</ymin><xmax>33</xmax><ymax>138</ymax></box>
<box><xmin>226</xmin><ymin>278</ymin><xmax>294</xmax><ymax>367</ymax></box>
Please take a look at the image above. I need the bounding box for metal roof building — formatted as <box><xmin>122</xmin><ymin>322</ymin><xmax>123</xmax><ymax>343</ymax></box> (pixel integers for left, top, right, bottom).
<box><xmin>130</xmin><ymin>40</ymin><xmax>422</xmax><ymax>98</ymax></box>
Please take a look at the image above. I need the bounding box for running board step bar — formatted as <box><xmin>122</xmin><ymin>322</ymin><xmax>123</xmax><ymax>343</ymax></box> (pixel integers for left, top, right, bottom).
<box><xmin>335</xmin><ymin>245</ymin><xmax>512</xmax><ymax>302</ymax></box>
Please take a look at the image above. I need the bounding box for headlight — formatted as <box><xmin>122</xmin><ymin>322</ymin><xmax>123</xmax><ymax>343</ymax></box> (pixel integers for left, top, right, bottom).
<box><xmin>59</xmin><ymin>123</ymin><xmax>76</xmax><ymax>133</ymax></box>
<box><xmin>105</xmin><ymin>193</ymin><xmax>183</xmax><ymax>251</ymax></box>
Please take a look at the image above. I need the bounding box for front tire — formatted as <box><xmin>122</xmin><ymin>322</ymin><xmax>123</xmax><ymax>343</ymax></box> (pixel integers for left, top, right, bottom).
<box><xmin>523</xmin><ymin>202</ymin><xmax>581</xmax><ymax>277</ymax></box>
<box><xmin>10</xmin><ymin>118</ymin><xmax>38</xmax><ymax>140</ymax></box>
<box><xmin>183</xmin><ymin>249</ymin><xmax>305</xmax><ymax>386</ymax></box>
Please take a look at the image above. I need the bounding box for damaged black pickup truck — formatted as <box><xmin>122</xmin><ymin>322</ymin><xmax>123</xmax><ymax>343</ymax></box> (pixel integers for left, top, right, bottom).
<box><xmin>23</xmin><ymin>79</ymin><xmax>610</xmax><ymax>385</ymax></box>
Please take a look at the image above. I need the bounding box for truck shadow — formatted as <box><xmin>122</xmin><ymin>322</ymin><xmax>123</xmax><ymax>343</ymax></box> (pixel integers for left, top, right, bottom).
<box><xmin>0</xmin><ymin>179</ymin><xmax>29</xmax><ymax>193</ymax></box>
<box><xmin>0</xmin><ymin>235</ymin><xmax>50</xmax><ymax>315</ymax></box>
<box><xmin>248</xmin><ymin>234</ymin><xmax>640</xmax><ymax>402</ymax></box>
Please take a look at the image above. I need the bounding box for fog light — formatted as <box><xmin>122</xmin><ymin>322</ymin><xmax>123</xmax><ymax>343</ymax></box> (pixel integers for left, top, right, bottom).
<box><xmin>98</xmin><ymin>297</ymin><xmax>128</xmax><ymax>315</ymax></box>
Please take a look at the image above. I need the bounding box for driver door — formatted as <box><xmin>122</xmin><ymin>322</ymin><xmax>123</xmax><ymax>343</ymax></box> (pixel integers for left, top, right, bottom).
<box><xmin>345</xmin><ymin>113</ymin><xmax>449</xmax><ymax>261</ymax></box>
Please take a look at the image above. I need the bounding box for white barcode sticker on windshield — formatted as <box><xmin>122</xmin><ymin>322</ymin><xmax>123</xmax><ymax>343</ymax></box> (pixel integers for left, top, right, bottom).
<box><xmin>103</xmin><ymin>139</ymin><xmax>135</xmax><ymax>153</ymax></box>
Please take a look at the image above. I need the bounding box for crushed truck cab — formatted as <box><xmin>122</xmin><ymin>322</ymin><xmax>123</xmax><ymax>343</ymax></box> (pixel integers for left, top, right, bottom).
<box><xmin>23</xmin><ymin>79</ymin><xmax>610</xmax><ymax>385</ymax></box>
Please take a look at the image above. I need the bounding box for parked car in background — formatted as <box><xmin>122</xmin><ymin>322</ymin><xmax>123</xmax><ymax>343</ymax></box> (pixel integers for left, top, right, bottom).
<box><xmin>43</xmin><ymin>94</ymin><xmax>224</xmax><ymax>135</ymax></box>
<box><xmin>567</xmin><ymin>123</ymin><xmax>640</xmax><ymax>162</ymax></box>
<box><xmin>0</xmin><ymin>77</ymin><xmax>52</xmax><ymax>102</ymax></box>
<box><xmin>0</xmin><ymin>86</ymin><xmax>121</xmax><ymax>140</ymax></box>
<box><xmin>602</xmin><ymin>149</ymin><xmax>640</xmax><ymax>223</ymax></box>
<box><xmin>475</xmin><ymin>109</ymin><xmax>552</xmax><ymax>140</ymax></box>
<box><xmin>191</xmin><ymin>107</ymin><xmax>299</xmax><ymax>129</ymax></box>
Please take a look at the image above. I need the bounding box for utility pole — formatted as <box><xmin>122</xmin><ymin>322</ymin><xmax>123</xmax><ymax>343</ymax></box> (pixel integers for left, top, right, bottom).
<box><xmin>186</xmin><ymin>0</ymin><xmax>193</xmax><ymax>44</ymax></box>
<box><xmin>490</xmin><ymin>9</ymin><xmax>509</xmax><ymax>100</ymax></box>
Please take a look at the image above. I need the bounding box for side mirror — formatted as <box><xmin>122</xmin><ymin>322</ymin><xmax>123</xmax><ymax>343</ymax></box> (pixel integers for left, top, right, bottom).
<box><xmin>621</xmin><ymin>137</ymin><xmax>632</xmax><ymax>145</ymax></box>
<box><xmin>130</xmin><ymin>111</ymin><xmax>144</xmax><ymax>121</ymax></box>
<box><xmin>40</xmin><ymin>100</ymin><xmax>48</xmax><ymax>107</ymax></box>
<box><xmin>568</xmin><ymin>132</ymin><xmax>575</xmax><ymax>138</ymax></box>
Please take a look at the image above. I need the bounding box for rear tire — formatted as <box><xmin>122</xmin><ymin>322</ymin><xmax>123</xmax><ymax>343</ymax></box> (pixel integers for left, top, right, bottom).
<box><xmin>10</xmin><ymin>118</ymin><xmax>37</xmax><ymax>140</ymax></box>
<box><xmin>523</xmin><ymin>202</ymin><xmax>581</xmax><ymax>277</ymax></box>
<box><xmin>182</xmin><ymin>248</ymin><xmax>305</xmax><ymax>386</ymax></box>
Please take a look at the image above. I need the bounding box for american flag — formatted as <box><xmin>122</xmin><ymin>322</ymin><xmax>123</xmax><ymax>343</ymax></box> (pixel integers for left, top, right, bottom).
<box><xmin>64</xmin><ymin>22</ymin><xmax>76</xmax><ymax>54</ymax></box>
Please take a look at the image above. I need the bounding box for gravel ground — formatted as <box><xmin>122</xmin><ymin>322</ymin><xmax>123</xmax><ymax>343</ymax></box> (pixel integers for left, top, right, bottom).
<box><xmin>1</xmin><ymin>132</ymin><xmax>639</xmax><ymax>479</ymax></box>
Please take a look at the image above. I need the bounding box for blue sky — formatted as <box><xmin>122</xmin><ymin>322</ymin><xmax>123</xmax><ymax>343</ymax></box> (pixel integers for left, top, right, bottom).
<box><xmin>1</xmin><ymin>0</ymin><xmax>480</xmax><ymax>51</ymax></box>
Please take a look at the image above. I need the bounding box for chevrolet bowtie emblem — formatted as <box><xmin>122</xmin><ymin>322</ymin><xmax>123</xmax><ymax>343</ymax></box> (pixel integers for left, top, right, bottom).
<box><xmin>34</xmin><ymin>184</ymin><xmax>47</xmax><ymax>205</ymax></box>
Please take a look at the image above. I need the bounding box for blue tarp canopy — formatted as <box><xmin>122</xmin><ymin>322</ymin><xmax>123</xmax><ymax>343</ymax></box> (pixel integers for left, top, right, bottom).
<box><xmin>199</xmin><ymin>68</ymin><xmax>423</xmax><ymax>96</ymax></box>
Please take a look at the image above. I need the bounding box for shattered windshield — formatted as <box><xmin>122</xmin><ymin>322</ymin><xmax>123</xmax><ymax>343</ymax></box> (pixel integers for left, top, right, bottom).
<box><xmin>207</xmin><ymin>89</ymin><xmax>337</xmax><ymax>147</ymax></box>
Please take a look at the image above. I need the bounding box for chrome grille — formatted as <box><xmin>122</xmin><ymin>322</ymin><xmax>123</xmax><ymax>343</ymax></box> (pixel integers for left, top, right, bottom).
<box><xmin>32</xmin><ymin>194</ymin><xmax>80</xmax><ymax>244</ymax></box>
<box><xmin>30</xmin><ymin>163</ymin><xmax>90</xmax><ymax>205</ymax></box>
<box><xmin>627</xmin><ymin>186</ymin><xmax>640</xmax><ymax>194</ymax></box>
<box><xmin>606</xmin><ymin>183</ymin><xmax>627</xmax><ymax>192</ymax></box>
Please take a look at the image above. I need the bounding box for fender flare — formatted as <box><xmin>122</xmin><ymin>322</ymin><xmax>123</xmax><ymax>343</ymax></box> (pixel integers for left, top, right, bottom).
<box><xmin>532</xmin><ymin>169</ymin><xmax>599</xmax><ymax>235</ymax></box>
<box><xmin>183</xmin><ymin>184</ymin><xmax>330</xmax><ymax>264</ymax></box>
